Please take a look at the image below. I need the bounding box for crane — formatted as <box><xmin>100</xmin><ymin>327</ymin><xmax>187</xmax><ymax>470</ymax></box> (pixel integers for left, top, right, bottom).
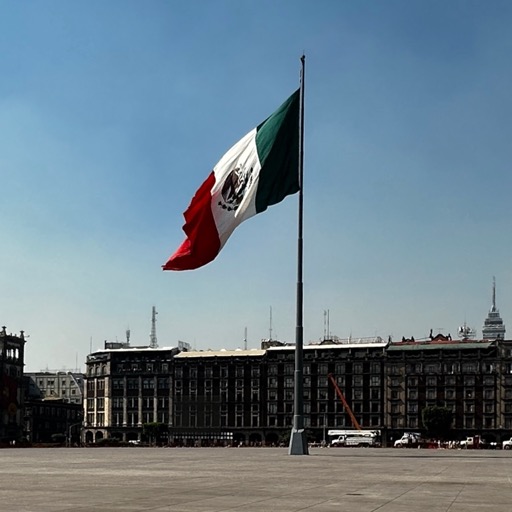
<box><xmin>327</xmin><ymin>373</ymin><xmax>362</xmax><ymax>431</ymax></box>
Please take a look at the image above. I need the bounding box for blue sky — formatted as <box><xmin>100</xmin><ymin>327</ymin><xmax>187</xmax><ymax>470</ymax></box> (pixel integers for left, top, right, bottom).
<box><xmin>2</xmin><ymin>1</ymin><xmax>512</xmax><ymax>371</ymax></box>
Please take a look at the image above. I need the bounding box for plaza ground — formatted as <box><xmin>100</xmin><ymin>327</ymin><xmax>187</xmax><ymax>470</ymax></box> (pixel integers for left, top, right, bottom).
<box><xmin>1</xmin><ymin>447</ymin><xmax>511</xmax><ymax>511</ymax></box>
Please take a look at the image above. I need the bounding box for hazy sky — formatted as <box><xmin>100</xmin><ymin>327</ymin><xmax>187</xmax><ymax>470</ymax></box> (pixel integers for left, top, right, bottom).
<box><xmin>2</xmin><ymin>1</ymin><xmax>512</xmax><ymax>372</ymax></box>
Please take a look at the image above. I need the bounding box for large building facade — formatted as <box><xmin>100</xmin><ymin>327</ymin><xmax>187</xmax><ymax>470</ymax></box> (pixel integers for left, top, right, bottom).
<box><xmin>23</xmin><ymin>398</ymin><xmax>83</xmax><ymax>444</ymax></box>
<box><xmin>0</xmin><ymin>326</ymin><xmax>26</xmax><ymax>443</ymax></box>
<box><xmin>385</xmin><ymin>334</ymin><xmax>510</xmax><ymax>443</ymax></box>
<box><xmin>83</xmin><ymin>342</ymin><xmax>180</xmax><ymax>444</ymax></box>
<box><xmin>23</xmin><ymin>371</ymin><xmax>84</xmax><ymax>444</ymax></box>
<box><xmin>83</xmin><ymin>334</ymin><xmax>512</xmax><ymax>446</ymax></box>
<box><xmin>25</xmin><ymin>371</ymin><xmax>84</xmax><ymax>404</ymax></box>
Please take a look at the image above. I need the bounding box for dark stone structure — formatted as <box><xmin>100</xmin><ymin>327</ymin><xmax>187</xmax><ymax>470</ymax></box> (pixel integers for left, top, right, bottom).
<box><xmin>0</xmin><ymin>326</ymin><xmax>26</xmax><ymax>444</ymax></box>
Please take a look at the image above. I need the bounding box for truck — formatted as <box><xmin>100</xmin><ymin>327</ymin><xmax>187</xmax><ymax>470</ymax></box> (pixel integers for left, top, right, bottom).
<box><xmin>330</xmin><ymin>435</ymin><xmax>346</xmax><ymax>447</ymax></box>
<box><xmin>329</xmin><ymin>429</ymin><xmax>381</xmax><ymax>447</ymax></box>
<box><xmin>502</xmin><ymin>438</ymin><xmax>512</xmax><ymax>450</ymax></box>
<box><xmin>394</xmin><ymin>433</ymin><xmax>421</xmax><ymax>448</ymax></box>
<box><xmin>460</xmin><ymin>436</ymin><xmax>486</xmax><ymax>449</ymax></box>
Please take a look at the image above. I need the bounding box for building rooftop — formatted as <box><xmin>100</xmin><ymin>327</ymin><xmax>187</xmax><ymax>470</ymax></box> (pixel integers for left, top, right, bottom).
<box><xmin>388</xmin><ymin>340</ymin><xmax>494</xmax><ymax>351</ymax></box>
<box><xmin>174</xmin><ymin>349</ymin><xmax>266</xmax><ymax>358</ymax></box>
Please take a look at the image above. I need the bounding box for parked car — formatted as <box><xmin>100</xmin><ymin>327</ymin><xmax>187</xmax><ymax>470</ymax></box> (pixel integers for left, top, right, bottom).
<box><xmin>502</xmin><ymin>438</ymin><xmax>512</xmax><ymax>450</ymax></box>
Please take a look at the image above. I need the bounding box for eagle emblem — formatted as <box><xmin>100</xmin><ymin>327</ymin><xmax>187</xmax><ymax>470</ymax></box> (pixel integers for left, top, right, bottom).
<box><xmin>218</xmin><ymin>166</ymin><xmax>253</xmax><ymax>211</ymax></box>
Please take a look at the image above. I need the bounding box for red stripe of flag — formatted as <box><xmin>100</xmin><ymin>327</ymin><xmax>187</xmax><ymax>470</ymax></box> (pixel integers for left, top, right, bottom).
<box><xmin>162</xmin><ymin>172</ymin><xmax>221</xmax><ymax>271</ymax></box>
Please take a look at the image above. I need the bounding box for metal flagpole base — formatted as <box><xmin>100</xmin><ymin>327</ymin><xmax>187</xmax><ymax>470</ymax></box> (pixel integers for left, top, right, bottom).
<box><xmin>288</xmin><ymin>427</ymin><xmax>309</xmax><ymax>455</ymax></box>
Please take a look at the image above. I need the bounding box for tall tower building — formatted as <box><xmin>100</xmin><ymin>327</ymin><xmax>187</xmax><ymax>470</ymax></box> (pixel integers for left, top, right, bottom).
<box><xmin>482</xmin><ymin>277</ymin><xmax>506</xmax><ymax>340</ymax></box>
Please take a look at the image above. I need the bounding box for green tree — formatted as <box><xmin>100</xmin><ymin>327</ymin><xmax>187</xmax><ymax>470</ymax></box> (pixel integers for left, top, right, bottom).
<box><xmin>422</xmin><ymin>406</ymin><xmax>453</xmax><ymax>439</ymax></box>
<box><xmin>142</xmin><ymin>422</ymin><xmax>168</xmax><ymax>446</ymax></box>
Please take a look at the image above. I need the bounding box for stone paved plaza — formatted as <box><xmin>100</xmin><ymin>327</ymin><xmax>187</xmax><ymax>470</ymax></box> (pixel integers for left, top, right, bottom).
<box><xmin>1</xmin><ymin>447</ymin><xmax>512</xmax><ymax>511</ymax></box>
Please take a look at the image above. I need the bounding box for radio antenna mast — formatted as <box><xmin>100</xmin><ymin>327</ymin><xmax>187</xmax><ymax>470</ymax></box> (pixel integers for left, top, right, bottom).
<box><xmin>323</xmin><ymin>309</ymin><xmax>331</xmax><ymax>340</ymax></box>
<box><xmin>150</xmin><ymin>306</ymin><xmax>158</xmax><ymax>348</ymax></box>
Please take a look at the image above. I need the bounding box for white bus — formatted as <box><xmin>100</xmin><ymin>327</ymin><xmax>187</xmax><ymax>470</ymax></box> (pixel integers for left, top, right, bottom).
<box><xmin>328</xmin><ymin>429</ymin><xmax>381</xmax><ymax>447</ymax></box>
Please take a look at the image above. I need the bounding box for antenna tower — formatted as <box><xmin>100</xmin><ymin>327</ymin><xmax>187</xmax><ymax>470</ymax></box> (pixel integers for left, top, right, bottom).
<box><xmin>150</xmin><ymin>306</ymin><xmax>158</xmax><ymax>348</ymax></box>
<box><xmin>323</xmin><ymin>309</ymin><xmax>330</xmax><ymax>340</ymax></box>
<box><xmin>492</xmin><ymin>275</ymin><xmax>497</xmax><ymax>311</ymax></box>
<box><xmin>269</xmin><ymin>306</ymin><xmax>273</xmax><ymax>341</ymax></box>
<box><xmin>458</xmin><ymin>321</ymin><xmax>475</xmax><ymax>340</ymax></box>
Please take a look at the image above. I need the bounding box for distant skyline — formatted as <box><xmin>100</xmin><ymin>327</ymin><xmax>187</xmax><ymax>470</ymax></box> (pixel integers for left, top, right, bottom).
<box><xmin>1</xmin><ymin>1</ymin><xmax>512</xmax><ymax>372</ymax></box>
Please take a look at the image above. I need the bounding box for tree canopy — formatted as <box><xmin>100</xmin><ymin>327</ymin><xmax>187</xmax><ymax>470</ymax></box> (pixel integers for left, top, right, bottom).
<box><xmin>142</xmin><ymin>422</ymin><xmax>168</xmax><ymax>446</ymax></box>
<box><xmin>421</xmin><ymin>406</ymin><xmax>453</xmax><ymax>439</ymax></box>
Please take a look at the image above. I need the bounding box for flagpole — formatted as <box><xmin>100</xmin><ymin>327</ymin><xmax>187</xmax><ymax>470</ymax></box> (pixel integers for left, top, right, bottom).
<box><xmin>289</xmin><ymin>54</ymin><xmax>308</xmax><ymax>455</ymax></box>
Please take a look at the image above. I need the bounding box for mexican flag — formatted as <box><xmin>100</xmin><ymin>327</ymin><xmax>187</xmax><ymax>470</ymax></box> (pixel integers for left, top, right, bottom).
<box><xmin>163</xmin><ymin>89</ymin><xmax>300</xmax><ymax>271</ymax></box>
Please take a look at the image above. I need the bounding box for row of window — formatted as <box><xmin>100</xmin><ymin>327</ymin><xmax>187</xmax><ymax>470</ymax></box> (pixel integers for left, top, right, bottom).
<box><xmin>4</xmin><ymin>347</ymin><xmax>21</xmax><ymax>361</ymax></box>
<box><xmin>176</xmin><ymin>366</ymin><xmax>261</xmax><ymax>378</ymax></box>
<box><xmin>395</xmin><ymin>416</ymin><xmax>501</xmax><ymax>429</ymax></box>
<box><xmin>389</xmin><ymin>389</ymin><xmax>499</xmax><ymax>400</ymax></box>
<box><xmin>92</xmin><ymin>361</ymin><xmax>388</xmax><ymax>379</ymax></box>
<box><xmin>87</xmin><ymin>397</ymin><xmax>170</xmax><ymax>410</ymax></box>
<box><xmin>88</xmin><ymin>363</ymin><xmax>171</xmax><ymax>376</ymax></box>
<box><xmin>393</xmin><ymin>401</ymin><xmax>497</xmax><ymax>414</ymax></box>
<box><xmin>406</xmin><ymin>375</ymin><xmax>497</xmax><ymax>386</ymax></box>
<box><xmin>4</xmin><ymin>365</ymin><xmax>21</xmax><ymax>377</ymax></box>
<box><xmin>173</xmin><ymin>413</ymin><xmax>383</xmax><ymax>429</ymax></box>
<box><xmin>174</xmin><ymin>398</ymin><xmax>512</xmax><ymax>415</ymax></box>
<box><xmin>86</xmin><ymin>405</ymin><xmax>512</xmax><ymax>429</ymax></box>
<box><xmin>29</xmin><ymin>406</ymin><xmax>81</xmax><ymax>418</ymax></box>
<box><xmin>86</xmin><ymin>411</ymin><xmax>169</xmax><ymax>427</ymax></box>
<box><xmin>174</xmin><ymin>363</ymin><xmax>382</xmax><ymax>378</ymax></box>
<box><xmin>388</xmin><ymin>362</ymin><xmax>498</xmax><ymax>374</ymax></box>
<box><xmin>390</xmin><ymin>376</ymin><xmax>498</xmax><ymax>387</ymax></box>
<box><xmin>37</xmin><ymin>379</ymin><xmax>75</xmax><ymax>387</ymax></box>
<box><xmin>88</xmin><ymin>409</ymin><xmax>512</xmax><ymax>430</ymax></box>
<box><xmin>87</xmin><ymin>368</ymin><xmax>510</xmax><ymax>393</ymax></box>
<box><xmin>404</xmin><ymin>388</ymin><xmax>497</xmax><ymax>400</ymax></box>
